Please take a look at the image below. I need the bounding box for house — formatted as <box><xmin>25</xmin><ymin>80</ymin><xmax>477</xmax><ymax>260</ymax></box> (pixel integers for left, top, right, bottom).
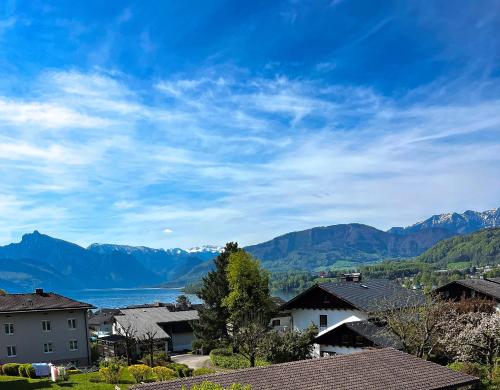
<box><xmin>112</xmin><ymin>306</ymin><xmax>199</xmax><ymax>353</ymax></box>
<box><xmin>435</xmin><ymin>277</ymin><xmax>500</xmax><ymax>310</ymax></box>
<box><xmin>274</xmin><ymin>274</ymin><xmax>421</xmax><ymax>356</ymax></box>
<box><xmin>313</xmin><ymin>319</ymin><xmax>402</xmax><ymax>356</ymax></box>
<box><xmin>0</xmin><ymin>288</ymin><xmax>94</xmax><ymax>366</ymax></box>
<box><xmin>130</xmin><ymin>348</ymin><xmax>480</xmax><ymax>390</ymax></box>
<box><xmin>88</xmin><ymin>308</ymin><xmax>121</xmax><ymax>337</ymax></box>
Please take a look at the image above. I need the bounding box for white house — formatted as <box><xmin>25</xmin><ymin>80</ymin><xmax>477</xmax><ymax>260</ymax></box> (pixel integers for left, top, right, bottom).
<box><xmin>275</xmin><ymin>274</ymin><xmax>421</xmax><ymax>356</ymax></box>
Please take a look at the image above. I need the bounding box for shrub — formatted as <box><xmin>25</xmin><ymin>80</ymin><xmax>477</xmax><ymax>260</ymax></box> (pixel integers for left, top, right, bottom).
<box><xmin>25</xmin><ymin>364</ymin><xmax>36</xmax><ymax>379</ymax></box>
<box><xmin>0</xmin><ymin>364</ymin><xmax>3</xmax><ymax>375</ymax></box>
<box><xmin>139</xmin><ymin>351</ymin><xmax>171</xmax><ymax>366</ymax></box>
<box><xmin>193</xmin><ymin>368</ymin><xmax>216</xmax><ymax>376</ymax></box>
<box><xmin>448</xmin><ymin>362</ymin><xmax>489</xmax><ymax>380</ymax></box>
<box><xmin>18</xmin><ymin>364</ymin><xmax>28</xmax><ymax>377</ymax></box>
<box><xmin>99</xmin><ymin>357</ymin><xmax>126</xmax><ymax>384</ymax></box>
<box><xmin>152</xmin><ymin>366</ymin><xmax>177</xmax><ymax>381</ymax></box>
<box><xmin>128</xmin><ymin>364</ymin><xmax>153</xmax><ymax>383</ymax></box>
<box><xmin>164</xmin><ymin>362</ymin><xmax>193</xmax><ymax>377</ymax></box>
<box><xmin>2</xmin><ymin>363</ymin><xmax>21</xmax><ymax>376</ymax></box>
<box><xmin>209</xmin><ymin>348</ymin><xmax>268</xmax><ymax>369</ymax></box>
<box><xmin>68</xmin><ymin>369</ymin><xmax>82</xmax><ymax>375</ymax></box>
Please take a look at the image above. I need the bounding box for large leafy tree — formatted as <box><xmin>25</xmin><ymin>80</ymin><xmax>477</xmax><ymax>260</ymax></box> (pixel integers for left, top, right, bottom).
<box><xmin>259</xmin><ymin>325</ymin><xmax>318</xmax><ymax>364</ymax></box>
<box><xmin>192</xmin><ymin>242</ymin><xmax>240</xmax><ymax>351</ymax></box>
<box><xmin>223</xmin><ymin>251</ymin><xmax>273</xmax><ymax>328</ymax></box>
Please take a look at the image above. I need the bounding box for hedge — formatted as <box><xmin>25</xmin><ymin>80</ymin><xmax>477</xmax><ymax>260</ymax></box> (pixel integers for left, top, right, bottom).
<box><xmin>164</xmin><ymin>363</ymin><xmax>193</xmax><ymax>378</ymax></box>
<box><xmin>209</xmin><ymin>348</ymin><xmax>269</xmax><ymax>369</ymax></box>
<box><xmin>193</xmin><ymin>368</ymin><xmax>216</xmax><ymax>376</ymax></box>
<box><xmin>2</xmin><ymin>363</ymin><xmax>21</xmax><ymax>376</ymax></box>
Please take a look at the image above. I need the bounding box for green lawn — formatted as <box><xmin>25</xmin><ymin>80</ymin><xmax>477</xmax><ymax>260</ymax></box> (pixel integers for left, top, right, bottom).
<box><xmin>0</xmin><ymin>370</ymin><xmax>135</xmax><ymax>390</ymax></box>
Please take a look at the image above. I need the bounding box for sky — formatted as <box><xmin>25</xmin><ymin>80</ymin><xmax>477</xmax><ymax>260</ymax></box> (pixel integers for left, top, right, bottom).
<box><xmin>0</xmin><ymin>0</ymin><xmax>499</xmax><ymax>249</ymax></box>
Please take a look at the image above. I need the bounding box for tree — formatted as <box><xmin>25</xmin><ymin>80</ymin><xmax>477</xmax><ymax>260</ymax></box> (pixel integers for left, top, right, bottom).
<box><xmin>233</xmin><ymin>322</ymin><xmax>268</xmax><ymax>368</ymax></box>
<box><xmin>375</xmin><ymin>294</ymin><xmax>448</xmax><ymax>359</ymax></box>
<box><xmin>223</xmin><ymin>251</ymin><xmax>273</xmax><ymax>329</ymax></box>
<box><xmin>446</xmin><ymin>312</ymin><xmax>500</xmax><ymax>378</ymax></box>
<box><xmin>116</xmin><ymin>323</ymin><xmax>138</xmax><ymax>365</ymax></box>
<box><xmin>259</xmin><ymin>325</ymin><xmax>318</xmax><ymax>364</ymax></box>
<box><xmin>192</xmin><ymin>242</ymin><xmax>240</xmax><ymax>352</ymax></box>
<box><xmin>0</xmin><ymin>289</ymin><xmax>6</xmax><ymax>296</ymax></box>
<box><xmin>176</xmin><ymin>294</ymin><xmax>192</xmax><ymax>310</ymax></box>
<box><xmin>141</xmin><ymin>328</ymin><xmax>159</xmax><ymax>367</ymax></box>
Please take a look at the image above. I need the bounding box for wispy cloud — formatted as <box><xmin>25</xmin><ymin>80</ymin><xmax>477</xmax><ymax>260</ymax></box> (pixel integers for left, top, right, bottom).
<box><xmin>0</xmin><ymin>67</ymin><xmax>498</xmax><ymax>248</ymax></box>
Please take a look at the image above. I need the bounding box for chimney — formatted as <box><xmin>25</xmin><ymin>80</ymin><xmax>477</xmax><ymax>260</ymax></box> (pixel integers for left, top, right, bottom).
<box><xmin>341</xmin><ymin>273</ymin><xmax>362</xmax><ymax>282</ymax></box>
<box><xmin>35</xmin><ymin>288</ymin><xmax>44</xmax><ymax>295</ymax></box>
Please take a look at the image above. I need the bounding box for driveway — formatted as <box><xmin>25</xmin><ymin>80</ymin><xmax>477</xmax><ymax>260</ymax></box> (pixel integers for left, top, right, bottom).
<box><xmin>171</xmin><ymin>353</ymin><xmax>212</xmax><ymax>369</ymax></box>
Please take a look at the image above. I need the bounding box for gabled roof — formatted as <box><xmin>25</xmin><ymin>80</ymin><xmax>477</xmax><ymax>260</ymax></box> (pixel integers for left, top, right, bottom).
<box><xmin>436</xmin><ymin>279</ymin><xmax>500</xmax><ymax>300</ymax></box>
<box><xmin>282</xmin><ymin>279</ymin><xmax>422</xmax><ymax>313</ymax></box>
<box><xmin>114</xmin><ymin>307</ymin><xmax>198</xmax><ymax>339</ymax></box>
<box><xmin>315</xmin><ymin>320</ymin><xmax>403</xmax><ymax>349</ymax></box>
<box><xmin>0</xmin><ymin>292</ymin><xmax>93</xmax><ymax>313</ymax></box>
<box><xmin>131</xmin><ymin>348</ymin><xmax>479</xmax><ymax>390</ymax></box>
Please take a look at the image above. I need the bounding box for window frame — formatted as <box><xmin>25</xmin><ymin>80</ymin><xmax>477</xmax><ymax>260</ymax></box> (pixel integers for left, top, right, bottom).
<box><xmin>43</xmin><ymin>342</ymin><xmax>54</xmax><ymax>354</ymax></box>
<box><xmin>68</xmin><ymin>318</ymin><xmax>77</xmax><ymax>330</ymax></box>
<box><xmin>7</xmin><ymin>345</ymin><xmax>16</xmax><ymax>357</ymax></box>
<box><xmin>319</xmin><ymin>314</ymin><xmax>328</xmax><ymax>327</ymax></box>
<box><xmin>4</xmin><ymin>323</ymin><xmax>14</xmax><ymax>335</ymax></box>
<box><xmin>42</xmin><ymin>320</ymin><xmax>51</xmax><ymax>332</ymax></box>
<box><xmin>69</xmin><ymin>339</ymin><xmax>78</xmax><ymax>351</ymax></box>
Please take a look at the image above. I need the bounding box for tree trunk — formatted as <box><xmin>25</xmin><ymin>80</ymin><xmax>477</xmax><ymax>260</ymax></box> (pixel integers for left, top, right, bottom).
<box><xmin>250</xmin><ymin>353</ymin><xmax>255</xmax><ymax>368</ymax></box>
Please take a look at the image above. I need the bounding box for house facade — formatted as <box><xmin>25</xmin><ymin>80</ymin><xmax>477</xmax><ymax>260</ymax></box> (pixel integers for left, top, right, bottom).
<box><xmin>435</xmin><ymin>277</ymin><xmax>500</xmax><ymax>311</ymax></box>
<box><xmin>0</xmin><ymin>289</ymin><xmax>93</xmax><ymax>366</ymax></box>
<box><xmin>275</xmin><ymin>274</ymin><xmax>421</xmax><ymax>356</ymax></box>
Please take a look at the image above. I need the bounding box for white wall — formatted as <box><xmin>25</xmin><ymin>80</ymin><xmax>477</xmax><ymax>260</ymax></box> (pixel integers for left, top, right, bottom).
<box><xmin>315</xmin><ymin>343</ymin><xmax>366</xmax><ymax>356</ymax></box>
<box><xmin>291</xmin><ymin>309</ymin><xmax>368</xmax><ymax>331</ymax></box>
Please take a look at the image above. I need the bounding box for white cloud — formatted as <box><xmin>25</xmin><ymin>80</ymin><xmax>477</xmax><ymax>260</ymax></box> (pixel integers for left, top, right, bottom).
<box><xmin>163</xmin><ymin>228</ymin><xmax>173</xmax><ymax>234</ymax></box>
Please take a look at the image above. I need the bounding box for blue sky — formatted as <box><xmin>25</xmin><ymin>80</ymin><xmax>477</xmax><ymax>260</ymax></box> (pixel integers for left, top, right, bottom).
<box><xmin>0</xmin><ymin>0</ymin><xmax>499</xmax><ymax>248</ymax></box>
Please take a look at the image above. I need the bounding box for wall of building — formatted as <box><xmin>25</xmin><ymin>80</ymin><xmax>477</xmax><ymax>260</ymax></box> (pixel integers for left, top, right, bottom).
<box><xmin>291</xmin><ymin>309</ymin><xmax>368</xmax><ymax>331</ymax></box>
<box><xmin>0</xmin><ymin>309</ymin><xmax>90</xmax><ymax>366</ymax></box>
<box><xmin>313</xmin><ymin>343</ymin><xmax>366</xmax><ymax>357</ymax></box>
<box><xmin>171</xmin><ymin>331</ymin><xmax>195</xmax><ymax>351</ymax></box>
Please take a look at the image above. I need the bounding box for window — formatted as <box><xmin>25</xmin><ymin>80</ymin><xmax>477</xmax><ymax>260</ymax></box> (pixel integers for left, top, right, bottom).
<box><xmin>271</xmin><ymin>319</ymin><xmax>281</xmax><ymax>327</ymax></box>
<box><xmin>355</xmin><ymin>335</ymin><xmax>365</xmax><ymax>347</ymax></box>
<box><xmin>4</xmin><ymin>323</ymin><xmax>14</xmax><ymax>335</ymax></box>
<box><xmin>68</xmin><ymin>318</ymin><xmax>77</xmax><ymax>329</ymax></box>
<box><xmin>319</xmin><ymin>315</ymin><xmax>328</xmax><ymax>327</ymax></box>
<box><xmin>43</xmin><ymin>342</ymin><xmax>53</xmax><ymax>353</ymax></box>
<box><xmin>69</xmin><ymin>340</ymin><xmax>78</xmax><ymax>351</ymax></box>
<box><xmin>42</xmin><ymin>320</ymin><xmax>51</xmax><ymax>332</ymax></box>
<box><xmin>7</xmin><ymin>346</ymin><xmax>16</xmax><ymax>357</ymax></box>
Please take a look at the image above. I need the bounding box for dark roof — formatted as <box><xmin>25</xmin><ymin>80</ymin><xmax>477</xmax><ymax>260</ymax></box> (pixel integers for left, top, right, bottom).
<box><xmin>283</xmin><ymin>279</ymin><xmax>422</xmax><ymax>313</ymax></box>
<box><xmin>98</xmin><ymin>334</ymin><xmax>126</xmax><ymax>343</ymax></box>
<box><xmin>0</xmin><ymin>292</ymin><xmax>94</xmax><ymax>313</ymax></box>
<box><xmin>315</xmin><ymin>320</ymin><xmax>403</xmax><ymax>349</ymax></box>
<box><xmin>88</xmin><ymin>311</ymin><xmax>118</xmax><ymax>326</ymax></box>
<box><xmin>131</xmin><ymin>348</ymin><xmax>479</xmax><ymax>390</ymax></box>
<box><xmin>436</xmin><ymin>279</ymin><xmax>500</xmax><ymax>300</ymax></box>
<box><xmin>486</xmin><ymin>277</ymin><xmax>500</xmax><ymax>285</ymax></box>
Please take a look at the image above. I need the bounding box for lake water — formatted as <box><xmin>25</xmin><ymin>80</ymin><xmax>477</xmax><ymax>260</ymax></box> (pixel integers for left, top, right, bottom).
<box><xmin>58</xmin><ymin>288</ymin><xmax>202</xmax><ymax>310</ymax></box>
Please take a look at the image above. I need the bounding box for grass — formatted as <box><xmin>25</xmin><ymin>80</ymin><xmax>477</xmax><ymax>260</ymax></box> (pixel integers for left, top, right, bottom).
<box><xmin>0</xmin><ymin>370</ymin><xmax>135</xmax><ymax>390</ymax></box>
<box><xmin>447</xmin><ymin>261</ymin><xmax>471</xmax><ymax>270</ymax></box>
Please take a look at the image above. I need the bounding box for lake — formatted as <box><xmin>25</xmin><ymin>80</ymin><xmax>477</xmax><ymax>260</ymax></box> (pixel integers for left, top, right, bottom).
<box><xmin>58</xmin><ymin>287</ymin><xmax>201</xmax><ymax>309</ymax></box>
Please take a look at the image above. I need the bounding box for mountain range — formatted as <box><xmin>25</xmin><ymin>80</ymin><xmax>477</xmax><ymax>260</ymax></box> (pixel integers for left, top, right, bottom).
<box><xmin>0</xmin><ymin>207</ymin><xmax>498</xmax><ymax>291</ymax></box>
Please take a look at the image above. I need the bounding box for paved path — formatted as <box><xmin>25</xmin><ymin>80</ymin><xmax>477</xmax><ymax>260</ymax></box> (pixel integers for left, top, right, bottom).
<box><xmin>171</xmin><ymin>354</ymin><xmax>211</xmax><ymax>369</ymax></box>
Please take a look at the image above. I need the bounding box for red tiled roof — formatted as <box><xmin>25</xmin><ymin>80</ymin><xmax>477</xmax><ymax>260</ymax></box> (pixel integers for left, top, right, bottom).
<box><xmin>0</xmin><ymin>292</ymin><xmax>93</xmax><ymax>313</ymax></box>
<box><xmin>132</xmin><ymin>348</ymin><xmax>479</xmax><ymax>390</ymax></box>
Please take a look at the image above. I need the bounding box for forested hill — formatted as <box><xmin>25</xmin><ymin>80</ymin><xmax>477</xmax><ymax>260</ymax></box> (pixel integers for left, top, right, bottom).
<box><xmin>416</xmin><ymin>228</ymin><xmax>500</xmax><ymax>268</ymax></box>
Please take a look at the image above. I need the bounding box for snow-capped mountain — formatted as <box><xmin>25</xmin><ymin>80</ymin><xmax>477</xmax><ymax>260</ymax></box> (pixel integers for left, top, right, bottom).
<box><xmin>388</xmin><ymin>207</ymin><xmax>500</xmax><ymax>235</ymax></box>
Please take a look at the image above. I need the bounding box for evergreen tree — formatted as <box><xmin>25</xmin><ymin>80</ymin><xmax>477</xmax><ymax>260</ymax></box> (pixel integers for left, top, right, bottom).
<box><xmin>192</xmin><ymin>242</ymin><xmax>240</xmax><ymax>351</ymax></box>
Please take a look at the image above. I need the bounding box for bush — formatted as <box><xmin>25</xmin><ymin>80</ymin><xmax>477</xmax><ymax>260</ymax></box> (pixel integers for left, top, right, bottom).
<box><xmin>193</xmin><ymin>368</ymin><xmax>216</xmax><ymax>376</ymax></box>
<box><xmin>99</xmin><ymin>357</ymin><xmax>126</xmax><ymax>384</ymax></box>
<box><xmin>128</xmin><ymin>364</ymin><xmax>153</xmax><ymax>383</ymax></box>
<box><xmin>0</xmin><ymin>364</ymin><xmax>2</xmax><ymax>375</ymax></box>
<box><xmin>448</xmin><ymin>362</ymin><xmax>489</xmax><ymax>380</ymax></box>
<box><xmin>68</xmin><ymin>369</ymin><xmax>82</xmax><ymax>375</ymax></box>
<box><xmin>210</xmin><ymin>348</ymin><xmax>268</xmax><ymax>369</ymax></box>
<box><xmin>153</xmin><ymin>366</ymin><xmax>177</xmax><ymax>381</ymax></box>
<box><xmin>164</xmin><ymin>362</ymin><xmax>193</xmax><ymax>377</ymax></box>
<box><xmin>18</xmin><ymin>364</ymin><xmax>28</xmax><ymax>377</ymax></box>
<box><xmin>18</xmin><ymin>364</ymin><xmax>35</xmax><ymax>378</ymax></box>
<box><xmin>139</xmin><ymin>351</ymin><xmax>171</xmax><ymax>366</ymax></box>
<box><xmin>2</xmin><ymin>363</ymin><xmax>21</xmax><ymax>376</ymax></box>
<box><xmin>192</xmin><ymin>339</ymin><xmax>227</xmax><ymax>355</ymax></box>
